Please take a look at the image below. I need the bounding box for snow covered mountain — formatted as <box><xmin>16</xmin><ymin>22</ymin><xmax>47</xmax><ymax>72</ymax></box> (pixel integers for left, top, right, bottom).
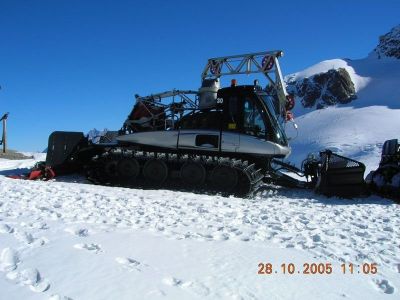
<box><xmin>285</xmin><ymin>24</ymin><xmax>400</xmax><ymax>171</ymax></box>
<box><xmin>287</xmin><ymin>24</ymin><xmax>400</xmax><ymax>112</ymax></box>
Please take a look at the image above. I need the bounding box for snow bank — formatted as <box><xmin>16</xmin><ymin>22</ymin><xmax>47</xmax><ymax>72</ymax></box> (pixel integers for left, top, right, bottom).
<box><xmin>287</xmin><ymin>106</ymin><xmax>400</xmax><ymax>173</ymax></box>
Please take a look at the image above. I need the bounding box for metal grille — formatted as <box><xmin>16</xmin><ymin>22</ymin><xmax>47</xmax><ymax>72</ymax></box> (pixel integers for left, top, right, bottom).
<box><xmin>320</xmin><ymin>151</ymin><xmax>364</xmax><ymax>169</ymax></box>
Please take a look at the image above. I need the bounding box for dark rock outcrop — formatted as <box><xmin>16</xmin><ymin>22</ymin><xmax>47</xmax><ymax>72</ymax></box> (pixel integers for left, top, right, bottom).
<box><xmin>370</xmin><ymin>24</ymin><xmax>400</xmax><ymax>59</ymax></box>
<box><xmin>286</xmin><ymin>68</ymin><xmax>357</xmax><ymax>109</ymax></box>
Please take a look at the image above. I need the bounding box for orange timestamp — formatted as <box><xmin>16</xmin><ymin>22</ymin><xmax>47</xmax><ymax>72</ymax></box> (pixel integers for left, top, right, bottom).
<box><xmin>258</xmin><ymin>263</ymin><xmax>378</xmax><ymax>275</ymax></box>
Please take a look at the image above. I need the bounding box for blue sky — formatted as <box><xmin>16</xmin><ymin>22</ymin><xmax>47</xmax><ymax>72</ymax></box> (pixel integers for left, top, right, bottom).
<box><xmin>1</xmin><ymin>0</ymin><xmax>399</xmax><ymax>151</ymax></box>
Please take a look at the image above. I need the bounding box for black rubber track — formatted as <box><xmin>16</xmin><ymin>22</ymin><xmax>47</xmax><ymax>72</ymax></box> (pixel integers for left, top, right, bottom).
<box><xmin>85</xmin><ymin>150</ymin><xmax>264</xmax><ymax>198</ymax></box>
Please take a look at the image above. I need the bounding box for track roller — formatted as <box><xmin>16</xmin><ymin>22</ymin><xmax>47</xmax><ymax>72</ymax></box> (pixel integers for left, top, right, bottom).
<box><xmin>118</xmin><ymin>158</ymin><xmax>140</xmax><ymax>179</ymax></box>
<box><xmin>180</xmin><ymin>161</ymin><xmax>206</xmax><ymax>186</ymax></box>
<box><xmin>104</xmin><ymin>160</ymin><xmax>119</xmax><ymax>178</ymax></box>
<box><xmin>210</xmin><ymin>165</ymin><xmax>239</xmax><ymax>193</ymax></box>
<box><xmin>143</xmin><ymin>159</ymin><xmax>168</xmax><ymax>185</ymax></box>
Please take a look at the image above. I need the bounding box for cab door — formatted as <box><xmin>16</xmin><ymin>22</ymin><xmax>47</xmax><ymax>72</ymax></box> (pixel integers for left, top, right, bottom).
<box><xmin>177</xmin><ymin>111</ymin><xmax>222</xmax><ymax>151</ymax></box>
<box><xmin>220</xmin><ymin>93</ymin><xmax>240</xmax><ymax>152</ymax></box>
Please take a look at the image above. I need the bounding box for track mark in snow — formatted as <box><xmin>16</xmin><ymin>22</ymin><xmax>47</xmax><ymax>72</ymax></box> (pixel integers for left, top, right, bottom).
<box><xmin>146</xmin><ymin>289</ymin><xmax>166</xmax><ymax>297</ymax></box>
<box><xmin>49</xmin><ymin>295</ymin><xmax>73</xmax><ymax>300</ymax></box>
<box><xmin>115</xmin><ymin>257</ymin><xmax>143</xmax><ymax>271</ymax></box>
<box><xmin>6</xmin><ymin>267</ymin><xmax>51</xmax><ymax>293</ymax></box>
<box><xmin>31</xmin><ymin>221</ymin><xmax>49</xmax><ymax>230</ymax></box>
<box><xmin>30</xmin><ymin>278</ymin><xmax>51</xmax><ymax>293</ymax></box>
<box><xmin>14</xmin><ymin>268</ymin><xmax>39</xmax><ymax>285</ymax></box>
<box><xmin>74</xmin><ymin>243</ymin><xmax>102</xmax><ymax>253</ymax></box>
<box><xmin>14</xmin><ymin>230</ymin><xmax>35</xmax><ymax>244</ymax></box>
<box><xmin>32</xmin><ymin>237</ymin><xmax>50</xmax><ymax>247</ymax></box>
<box><xmin>0</xmin><ymin>223</ymin><xmax>13</xmax><ymax>233</ymax></box>
<box><xmin>65</xmin><ymin>227</ymin><xmax>89</xmax><ymax>237</ymax></box>
<box><xmin>20</xmin><ymin>220</ymin><xmax>49</xmax><ymax>230</ymax></box>
<box><xmin>162</xmin><ymin>276</ymin><xmax>182</xmax><ymax>286</ymax></box>
<box><xmin>162</xmin><ymin>277</ymin><xmax>210</xmax><ymax>297</ymax></box>
<box><xmin>312</xmin><ymin>234</ymin><xmax>322</xmax><ymax>243</ymax></box>
<box><xmin>0</xmin><ymin>247</ymin><xmax>20</xmax><ymax>272</ymax></box>
<box><xmin>12</xmin><ymin>229</ymin><xmax>48</xmax><ymax>248</ymax></box>
<box><xmin>181</xmin><ymin>281</ymin><xmax>210</xmax><ymax>297</ymax></box>
<box><xmin>372</xmin><ymin>278</ymin><xmax>395</xmax><ymax>294</ymax></box>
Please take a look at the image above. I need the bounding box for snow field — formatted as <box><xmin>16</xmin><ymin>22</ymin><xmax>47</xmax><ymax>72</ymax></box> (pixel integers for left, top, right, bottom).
<box><xmin>0</xmin><ymin>159</ymin><xmax>399</xmax><ymax>299</ymax></box>
<box><xmin>287</xmin><ymin>106</ymin><xmax>400</xmax><ymax>173</ymax></box>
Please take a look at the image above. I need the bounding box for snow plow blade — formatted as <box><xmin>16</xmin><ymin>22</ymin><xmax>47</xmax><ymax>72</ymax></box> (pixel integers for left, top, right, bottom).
<box><xmin>46</xmin><ymin>131</ymin><xmax>88</xmax><ymax>174</ymax></box>
<box><xmin>316</xmin><ymin>150</ymin><xmax>368</xmax><ymax>198</ymax></box>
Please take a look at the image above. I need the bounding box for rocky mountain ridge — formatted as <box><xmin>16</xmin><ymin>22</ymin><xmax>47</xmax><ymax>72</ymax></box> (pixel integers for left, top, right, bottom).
<box><xmin>286</xmin><ymin>68</ymin><xmax>356</xmax><ymax>109</ymax></box>
<box><xmin>286</xmin><ymin>24</ymin><xmax>399</xmax><ymax>111</ymax></box>
<box><xmin>370</xmin><ymin>24</ymin><xmax>400</xmax><ymax>59</ymax></box>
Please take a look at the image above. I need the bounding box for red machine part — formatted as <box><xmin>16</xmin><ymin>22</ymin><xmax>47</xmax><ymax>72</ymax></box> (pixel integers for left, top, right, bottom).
<box><xmin>286</xmin><ymin>111</ymin><xmax>294</xmax><ymax>121</ymax></box>
<box><xmin>285</xmin><ymin>94</ymin><xmax>295</xmax><ymax>111</ymax></box>
<box><xmin>262</xmin><ymin>55</ymin><xmax>274</xmax><ymax>71</ymax></box>
<box><xmin>7</xmin><ymin>165</ymin><xmax>55</xmax><ymax>181</ymax></box>
<box><xmin>285</xmin><ymin>94</ymin><xmax>295</xmax><ymax>121</ymax></box>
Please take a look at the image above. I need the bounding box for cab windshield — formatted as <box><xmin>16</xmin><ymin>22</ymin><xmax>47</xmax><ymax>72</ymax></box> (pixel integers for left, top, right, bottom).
<box><xmin>259</xmin><ymin>94</ymin><xmax>288</xmax><ymax>146</ymax></box>
<box><xmin>243</xmin><ymin>97</ymin><xmax>266</xmax><ymax>138</ymax></box>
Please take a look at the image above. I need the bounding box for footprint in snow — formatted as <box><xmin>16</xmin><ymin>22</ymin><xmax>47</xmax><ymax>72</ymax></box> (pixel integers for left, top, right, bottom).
<box><xmin>49</xmin><ymin>294</ymin><xmax>73</xmax><ymax>300</ymax></box>
<box><xmin>14</xmin><ymin>230</ymin><xmax>35</xmax><ymax>244</ymax></box>
<box><xmin>0</xmin><ymin>247</ymin><xmax>20</xmax><ymax>272</ymax></box>
<box><xmin>65</xmin><ymin>227</ymin><xmax>89</xmax><ymax>237</ymax></box>
<box><xmin>311</xmin><ymin>234</ymin><xmax>322</xmax><ymax>243</ymax></box>
<box><xmin>0</xmin><ymin>223</ymin><xmax>14</xmax><ymax>233</ymax></box>
<box><xmin>115</xmin><ymin>257</ymin><xmax>143</xmax><ymax>271</ymax></box>
<box><xmin>182</xmin><ymin>281</ymin><xmax>210</xmax><ymax>297</ymax></box>
<box><xmin>74</xmin><ymin>243</ymin><xmax>101</xmax><ymax>253</ymax></box>
<box><xmin>162</xmin><ymin>277</ymin><xmax>210</xmax><ymax>296</ymax></box>
<box><xmin>146</xmin><ymin>289</ymin><xmax>166</xmax><ymax>297</ymax></box>
<box><xmin>22</xmin><ymin>221</ymin><xmax>49</xmax><ymax>230</ymax></box>
<box><xmin>13</xmin><ymin>229</ymin><xmax>48</xmax><ymax>248</ymax></box>
<box><xmin>6</xmin><ymin>267</ymin><xmax>50</xmax><ymax>293</ymax></box>
<box><xmin>31</xmin><ymin>237</ymin><xmax>50</xmax><ymax>247</ymax></box>
<box><xmin>162</xmin><ymin>276</ymin><xmax>182</xmax><ymax>286</ymax></box>
<box><xmin>372</xmin><ymin>278</ymin><xmax>395</xmax><ymax>294</ymax></box>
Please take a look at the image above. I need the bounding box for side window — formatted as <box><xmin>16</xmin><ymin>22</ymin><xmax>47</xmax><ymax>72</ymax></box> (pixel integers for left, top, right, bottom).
<box><xmin>243</xmin><ymin>98</ymin><xmax>266</xmax><ymax>137</ymax></box>
<box><xmin>226</xmin><ymin>96</ymin><xmax>239</xmax><ymax>130</ymax></box>
<box><xmin>180</xmin><ymin>112</ymin><xmax>221</xmax><ymax>130</ymax></box>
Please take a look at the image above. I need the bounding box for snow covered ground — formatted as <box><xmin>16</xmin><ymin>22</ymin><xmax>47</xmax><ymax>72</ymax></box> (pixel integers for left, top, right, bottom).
<box><xmin>287</xmin><ymin>105</ymin><xmax>400</xmax><ymax>173</ymax></box>
<box><xmin>0</xmin><ymin>155</ymin><xmax>399</xmax><ymax>300</ymax></box>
